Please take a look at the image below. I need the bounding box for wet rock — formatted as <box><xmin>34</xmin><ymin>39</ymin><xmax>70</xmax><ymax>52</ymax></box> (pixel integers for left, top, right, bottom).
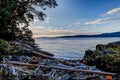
<box><xmin>83</xmin><ymin>50</ymin><xmax>93</xmax><ymax>60</ymax></box>
<box><xmin>96</xmin><ymin>54</ymin><xmax>120</xmax><ymax>73</ymax></box>
<box><xmin>83</xmin><ymin>50</ymin><xmax>96</xmax><ymax>66</ymax></box>
<box><xmin>106</xmin><ymin>41</ymin><xmax>120</xmax><ymax>48</ymax></box>
<box><xmin>96</xmin><ymin>44</ymin><xmax>105</xmax><ymax>51</ymax></box>
<box><xmin>83</xmin><ymin>41</ymin><xmax>120</xmax><ymax>73</ymax></box>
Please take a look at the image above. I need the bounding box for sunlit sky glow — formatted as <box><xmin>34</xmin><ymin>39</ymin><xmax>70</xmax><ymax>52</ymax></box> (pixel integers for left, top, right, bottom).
<box><xmin>30</xmin><ymin>0</ymin><xmax>120</xmax><ymax>38</ymax></box>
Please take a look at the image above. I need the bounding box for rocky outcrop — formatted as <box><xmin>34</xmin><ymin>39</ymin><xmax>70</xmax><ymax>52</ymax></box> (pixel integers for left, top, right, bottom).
<box><xmin>96</xmin><ymin>44</ymin><xmax>105</xmax><ymax>51</ymax></box>
<box><xmin>83</xmin><ymin>50</ymin><xmax>96</xmax><ymax>66</ymax></box>
<box><xmin>106</xmin><ymin>41</ymin><xmax>120</xmax><ymax>48</ymax></box>
<box><xmin>83</xmin><ymin>41</ymin><xmax>120</xmax><ymax>73</ymax></box>
<box><xmin>96</xmin><ymin>54</ymin><xmax>120</xmax><ymax>73</ymax></box>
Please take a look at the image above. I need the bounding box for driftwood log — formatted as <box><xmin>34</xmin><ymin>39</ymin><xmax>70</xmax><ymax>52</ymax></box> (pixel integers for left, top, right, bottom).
<box><xmin>58</xmin><ymin>59</ymin><xmax>75</xmax><ymax>66</ymax></box>
<box><xmin>15</xmin><ymin>67</ymin><xmax>32</xmax><ymax>74</ymax></box>
<box><xmin>7</xmin><ymin>61</ymin><xmax>116</xmax><ymax>76</ymax></box>
<box><xmin>7</xmin><ymin>61</ymin><xmax>36</xmax><ymax>66</ymax></box>
<box><xmin>32</xmin><ymin>51</ymin><xmax>55</xmax><ymax>60</ymax></box>
<box><xmin>32</xmin><ymin>51</ymin><xmax>75</xmax><ymax>66</ymax></box>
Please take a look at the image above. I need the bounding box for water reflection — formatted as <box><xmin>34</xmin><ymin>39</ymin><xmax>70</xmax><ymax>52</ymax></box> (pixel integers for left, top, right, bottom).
<box><xmin>35</xmin><ymin>37</ymin><xmax>120</xmax><ymax>59</ymax></box>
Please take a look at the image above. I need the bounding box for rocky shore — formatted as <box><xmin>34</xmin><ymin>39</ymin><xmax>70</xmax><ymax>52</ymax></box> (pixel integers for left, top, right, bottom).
<box><xmin>0</xmin><ymin>39</ymin><xmax>119</xmax><ymax>80</ymax></box>
<box><xmin>83</xmin><ymin>41</ymin><xmax>120</xmax><ymax>75</ymax></box>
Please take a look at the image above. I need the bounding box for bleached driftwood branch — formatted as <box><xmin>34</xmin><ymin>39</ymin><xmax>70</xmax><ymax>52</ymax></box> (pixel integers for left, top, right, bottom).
<box><xmin>7</xmin><ymin>61</ymin><xmax>116</xmax><ymax>76</ymax></box>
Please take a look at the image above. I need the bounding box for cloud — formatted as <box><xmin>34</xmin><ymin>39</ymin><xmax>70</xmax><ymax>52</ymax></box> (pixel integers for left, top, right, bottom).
<box><xmin>30</xmin><ymin>25</ymin><xmax>45</xmax><ymax>29</ymax></box>
<box><xmin>30</xmin><ymin>23</ymin><xmax>101</xmax><ymax>38</ymax></box>
<box><xmin>106</xmin><ymin>7</ymin><xmax>120</xmax><ymax>15</ymax></box>
<box><xmin>32</xmin><ymin>29</ymin><xmax>72</xmax><ymax>38</ymax></box>
<box><xmin>84</xmin><ymin>7</ymin><xmax>120</xmax><ymax>26</ymax></box>
<box><xmin>106</xmin><ymin>17</ymin><xmax>120</xmax><ymax>21</ymax></box>
<box><xmin>72</xmin><ymin>22</ymin><xmax>80</xmax><ymax>26</ymax></box>
<box><xmin>61</xmin><ymin>22</ymin><xmax>80</xmax><ymax>28</ymax></box>
<box><xmin>32</xmin><ymin>28</ymin><xmax>99</xmax><ymax>38</ymax></box>
<box><xmin>84</xmin><ymin>18</ymin><xmax>109</xmax><ymax>25</ymax></box>
<box><xmin>84</xmin><ymin>17</ymin><xmax>120</xmax><ymax>26</ymax></box>
<box><xmin>84</xmin><ymin>19</ymin><xmax>103</xmax><ymax>25</ymax></box>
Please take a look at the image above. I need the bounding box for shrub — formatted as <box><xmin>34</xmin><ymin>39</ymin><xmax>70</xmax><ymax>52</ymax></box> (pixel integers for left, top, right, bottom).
<box><xmin>0</xmin><ymin>39</ymin><xmax>10</xmax><ymax>55</ymax></box>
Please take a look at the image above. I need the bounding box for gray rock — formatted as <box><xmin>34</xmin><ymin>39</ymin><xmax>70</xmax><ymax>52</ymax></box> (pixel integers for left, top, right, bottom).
<box><xmin>83</xmin><ymin>50</ymin><xmax>97</xmax><ymax>66</ymax></box>
<box><xmin>83</xmin><ymin>50</ymin><xmax>93</xmax><ymax>60</ymax></box>
<box><xmin>96</xmin><ymin>44</ymin><xmax>105</xmax><ymax>51</ymax></box>
<box><xmin>107</xmin><ymin>41</ymin><xmax>120</xmax><ymax>48</ymax></box>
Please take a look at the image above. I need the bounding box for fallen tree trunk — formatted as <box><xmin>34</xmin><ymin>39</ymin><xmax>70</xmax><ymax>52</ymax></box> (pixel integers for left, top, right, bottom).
<box><xmin>58</xmin><ymin>59</ymin><xmax>75</xmax><ymax>66</ymax></box>
<box><xmin>32</xmin><ymin>51</ymin><xmax>55</xmax><ymax>60</ymax></box>
<box><xmin>32</xmin><ymin>51</ymin><xmax>75</xmax><ymax>66</ymax></box>
<box><xmin>7</xmin><ymin>61</ymin><xmax>36</xmax><ymax>66</ymax></box>
<box><xmin>15</xmin><ymin>67</ymin><xmax>32</xmax><ymax>74</ymax></box>
<box><xmin>41</xmin><ymin>65</ymin><xmax>116</xmax><ymax>76</ymax></box>
<box><xmin>7</xmin><ymin>61</ymin><xmax>116</xmax><ymax>76</ymax></box>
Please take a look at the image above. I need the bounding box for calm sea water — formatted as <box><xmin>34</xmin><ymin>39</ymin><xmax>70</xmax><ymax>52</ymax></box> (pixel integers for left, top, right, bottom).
<box><xmin>35</xmin><ymin>37</ymin><xmax>120</xmax><ymax>60</ymax></box>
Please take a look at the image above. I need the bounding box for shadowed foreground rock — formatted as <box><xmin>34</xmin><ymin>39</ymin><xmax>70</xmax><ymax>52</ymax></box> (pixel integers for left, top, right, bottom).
<box><xmin>83</xmin><ymin>41</ymin><xmax>120</xmax><ymax>73</ymax></box>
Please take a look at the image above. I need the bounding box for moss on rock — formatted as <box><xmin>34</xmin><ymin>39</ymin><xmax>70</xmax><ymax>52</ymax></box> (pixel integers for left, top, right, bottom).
<box><xmin>0</xmin><ymin>39</ymin><xmax>10</xmax><ymax>55</ymax></box>
<box><xmin>96</xmin><ymin>53</ymin><xmax>120</xmax><ymax>73</ymax></box>
<box><xmin>83</xmin><ymin>41</ymin><xmax>120</xmax><ymax>73</ymax></box>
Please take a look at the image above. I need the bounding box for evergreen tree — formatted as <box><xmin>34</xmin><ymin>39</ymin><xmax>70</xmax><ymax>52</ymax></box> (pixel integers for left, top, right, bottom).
<box><xmin>0</xmin><ymin>0</ymin><xmax>57</xmax><ymax>40</ymax></box>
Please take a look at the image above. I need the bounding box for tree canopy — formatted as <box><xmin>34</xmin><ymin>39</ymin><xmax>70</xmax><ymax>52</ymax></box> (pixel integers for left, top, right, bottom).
<box><xmin>0</xmin><ymin>0</ymin><xmax>57</xmax><ymax>40</ymax></box>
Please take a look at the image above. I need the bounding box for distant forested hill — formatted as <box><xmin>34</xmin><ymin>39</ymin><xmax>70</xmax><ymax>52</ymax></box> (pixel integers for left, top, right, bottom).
<box><xmin>56</xmin><ymin>32</ymin><xmax>120</xmax><ymax>38</ymax></box>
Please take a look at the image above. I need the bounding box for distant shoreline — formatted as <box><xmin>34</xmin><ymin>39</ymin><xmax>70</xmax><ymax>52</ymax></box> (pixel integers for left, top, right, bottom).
<box><xmin>35</xmin><ymin>36</ymin><xmax>120</xmax><ymax>39</ymax></box>
<box><xmin>35</xmin><ymin>31</ymin><xmax>120</xmax><ymax>39</ymax></box>
<box><xmin>55</xmin><ymin>32</ymin><xmax>120</xmax><ymax>38</ymax></box>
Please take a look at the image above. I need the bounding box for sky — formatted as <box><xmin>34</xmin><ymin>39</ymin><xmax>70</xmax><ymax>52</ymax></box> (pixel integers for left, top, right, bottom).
<box><xmin>30</xmin><ymin>0</ymin><xmax>120</xmax><ymax>38</ymax></box>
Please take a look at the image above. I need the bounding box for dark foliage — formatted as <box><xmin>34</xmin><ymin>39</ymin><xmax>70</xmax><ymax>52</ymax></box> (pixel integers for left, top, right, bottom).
<box><xmin>0</xmin><ymin>0</ymin><xmax>57</xmax><ymax>41</ymax></box>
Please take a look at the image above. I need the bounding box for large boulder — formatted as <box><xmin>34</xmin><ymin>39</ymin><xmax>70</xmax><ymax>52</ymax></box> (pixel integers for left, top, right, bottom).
<box><xmin>83</xmin><ymin>41</ymin><xmax>120</xmax><ymax>73</ymax></box>
<box><xmin>96</xmin><ymin>54</ymin><xmax>120</xmax><ymax>73</ymax></box>
<box><xmin>83</xmin><ymin>50</ymin><xmax>100</xmax><ymax>66</ymax></box>
<box><xmin>106</xmin><ymin>41</ymin><xmax>120</xmax><ymax>48</ymax></box>
<box><xmin>96</xmin><ymin>44</ymin><xmax>105</xmax><ymax>51</ymax></box>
